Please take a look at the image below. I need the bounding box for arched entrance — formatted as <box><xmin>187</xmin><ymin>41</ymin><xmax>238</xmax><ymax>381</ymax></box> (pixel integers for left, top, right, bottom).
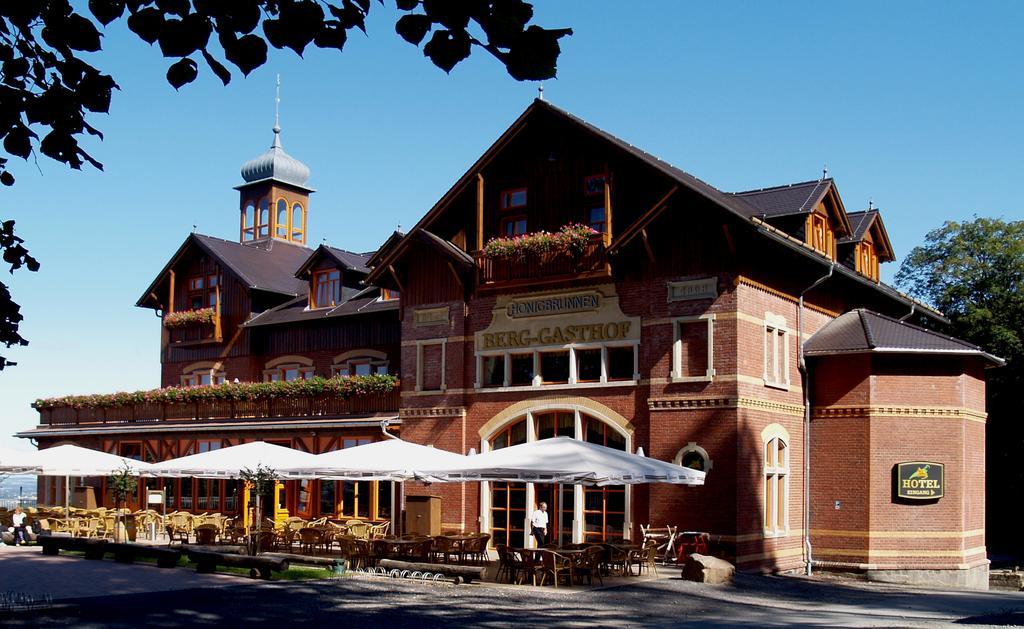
<box><xmin>479</xmin><ymin>402</ymin><xmax>633</xmax><ymax>548</ymax></box>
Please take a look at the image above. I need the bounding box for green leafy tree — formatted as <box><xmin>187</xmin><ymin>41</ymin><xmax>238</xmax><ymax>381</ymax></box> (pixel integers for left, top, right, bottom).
<box><xmin>0</xmin><ymin>0</ymin><xmax>573</xmax><ymax>369</ymax></box>
<box><xmin>108</xmin><ymin>462</ymin><xmax>138</xmax><ymax>542</ymax></box>
<box><xmin>240</xmin><ymin>463</ymin><xmax>276</xmax><ymax>556</ymax></box>
<box><xmin>895</xmin><ymin>216</ymin><xmax>1024</xmax><ymax>552</ymax></box>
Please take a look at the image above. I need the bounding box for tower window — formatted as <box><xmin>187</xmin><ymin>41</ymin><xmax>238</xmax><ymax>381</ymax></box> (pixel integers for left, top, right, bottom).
<box><xmin>242</xmin><ymin>203</ymin><xmax>255</xmax><ymax>241</ymax></box>
<box><xmin>292</xmin><ymin>203</ymin><xmax>304</xmax><ymax>242</ymax></box>
<box><xmin>312</xmin><ymin>269</ymin><xmax>341</xmax><ymax>308</ymax></box>
<box><xmin>276</xmin><ymin>199</ymin><xmax>288</xmax><ymax>238</ymax></box>
<box><xmin>258</xmin><ymin>199</ymin><xmax>270</xmax><ymax>238</ymax></box>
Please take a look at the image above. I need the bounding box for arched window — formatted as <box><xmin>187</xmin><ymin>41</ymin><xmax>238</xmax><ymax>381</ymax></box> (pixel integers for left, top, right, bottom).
<box><xmin>763</xmin><ymin>431</ymin><xmax>789</xmax><ymax>535</ymax></box>
<box><xmin>332</xmin><ymin>350</ymin><xmax>389</xmax><ymax>377</ymax></box>
<box><xmin>276</xmin><ymin>199</ymin><xmax>289</xmax><ymax>238</ymax></box>
<box><xmin>673</xmin><ymin>443</ymin><xmax>712</xmax><ymax>472</ymax></box>
<box><xmin>485</xmin><ymin>408</ymin><xmax>630</xmax><ymax>548</ymax></box>
<box><xmin>258</xmin><ymin>199</ymin><xmax>270</xmax><ymax>238</ymax></box>
<box><xmin>242</xmin><ymin>203</ymin><xmax>255</xmax><ymax>241</ymax></box>
<box><xmin>181</xmin><ymin>362</ymin><xmax>226</xmax><ymax>387</ymax></box>
<box><xmin>291</xmin><ymin>203</ymin><xmax>304</xmax><ymax>242</ymax></box>
<box><xmin>263</xmin><ymin>356</ymin><xmax>314</xmax><ymax>381</ymax></box>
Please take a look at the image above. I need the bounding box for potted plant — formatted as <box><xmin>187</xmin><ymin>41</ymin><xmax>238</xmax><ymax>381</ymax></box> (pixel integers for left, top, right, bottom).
<box><xmin>240</xmin><ymin>463</ymin><xmax>276</xmax><ymax>561</ymax></box>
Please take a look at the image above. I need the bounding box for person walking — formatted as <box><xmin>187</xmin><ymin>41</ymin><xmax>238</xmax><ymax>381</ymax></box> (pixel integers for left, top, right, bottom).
<box><xmin>531</xmin><ymin>501</ymin><xmax>549</xmax><ymax>547</ymax></box>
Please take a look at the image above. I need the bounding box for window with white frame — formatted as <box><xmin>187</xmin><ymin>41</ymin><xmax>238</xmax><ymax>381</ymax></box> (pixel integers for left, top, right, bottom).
<box><xmin>673</xmin><ymin>442</ymin><xmax>712</xmax><ymax>472</ymax></box>
<box><xmin>671</xmin><ymin>315</ymin><xmax>715</xmax><ymax>382</ymax></box>
<box><xmin>263</xmin><ymin>357</ymin><xmax>315</xmax><ymax>382</ymax></box>
<box><xmin>181</xmin><ymin>364</ymin><xmax>226</xmax><ymax>387</ymax></box>
<box><xmin>416</xmin><ymin>340</ymin><xmax>446</xmax><ymax>392</ymax></box>
<box><xmin>475</xmin><ymin>343</ymin><xmax>638</xmax><ymax>390</ymax></box>
<box><xmin>763</xmin><ymin>313</ymin><xmax>790</xmax><ymax>389</ymax></box>
<box><xmin>332</xmin><ymin>356</ymin><xmax>389</xmax><ymax>377</ymax></box>
<box><xmin>763</xmin><ymin>433</ymin><xmax>789</xmax><ymax>535</ymax></box>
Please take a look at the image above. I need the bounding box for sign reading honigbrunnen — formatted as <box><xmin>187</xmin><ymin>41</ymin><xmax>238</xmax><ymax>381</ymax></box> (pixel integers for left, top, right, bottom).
<box><xmin>895</xmin><ymin>461</ymin><xmax>944</xmax><ymax>500</ymax></box>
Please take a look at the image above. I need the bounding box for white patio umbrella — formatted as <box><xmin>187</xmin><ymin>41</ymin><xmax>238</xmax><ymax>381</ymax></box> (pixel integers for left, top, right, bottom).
<box><xmin>147</xmin><ymin>441</ymin><xmax>320</xmax><ymax>478</ymax></box>
<box><xmin>417</xmin><ymin>436</ymin><xmax>705</xmax><ymax>486</ymax></box>
<box><xmin>0</xmin><ymin>446</ymin><xmax>39</xmax><ymax>474</ymax></box>
<box><xmin>4</xmin><ymin>444</ymin><xmax>153</xmax><ymax>516</ymax></box>
<box><xmin>279</xmin><ymin>439</ymin><xmax>469</xmax><ymax>480</ymax></box>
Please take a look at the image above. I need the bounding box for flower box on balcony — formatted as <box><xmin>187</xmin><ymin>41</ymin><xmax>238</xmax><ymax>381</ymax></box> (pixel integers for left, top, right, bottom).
<box><xmin>482</xmin><ymin>224</ymin><xmax>599</xmax><ymax>260</ymax></box>
<box><xmin>163</xmin><ymin>308</ymin><xmax>216</xmax><ymax>328</ymax></box>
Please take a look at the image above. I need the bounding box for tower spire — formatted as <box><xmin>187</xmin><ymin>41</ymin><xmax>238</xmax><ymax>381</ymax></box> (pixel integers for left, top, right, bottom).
<box><xmin>273</xmin><ymin>74</ymin><xmax>281</xmax><ymax>148</ymax></box>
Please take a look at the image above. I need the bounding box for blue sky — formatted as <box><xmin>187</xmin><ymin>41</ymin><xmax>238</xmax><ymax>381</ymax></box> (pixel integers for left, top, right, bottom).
<box><xmin>1</xmin><ymin>1</ymin><xmax>1022</xmax><ymax>449</ymax></box>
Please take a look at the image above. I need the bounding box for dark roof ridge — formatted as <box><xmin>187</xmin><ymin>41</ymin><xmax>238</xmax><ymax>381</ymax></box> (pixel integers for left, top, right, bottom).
<box><xmin>854</xmin><ymin>307</ymin><xmax>984</xmax><ymax>352</ymax></box>
<box><xmin>858</xmin><ymin>309</ymin><xmax>877</xmax><ymax>349</ymax></box>
<box><xmin>732</xmin><ymin>178</ymin><xmax>833</xmax><ymax>196</ymax></box>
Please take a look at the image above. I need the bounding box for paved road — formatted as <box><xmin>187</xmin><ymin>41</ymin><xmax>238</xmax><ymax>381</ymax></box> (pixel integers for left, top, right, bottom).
<box><xmin>4</xmin><ymin>547</ymin><xmax>1024</xmax><ymax>627</ymax></box>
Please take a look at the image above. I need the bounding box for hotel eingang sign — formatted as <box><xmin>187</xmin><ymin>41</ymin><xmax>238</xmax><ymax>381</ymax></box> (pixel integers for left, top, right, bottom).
<box><xmin>894</xmin><ymin>461</ymin><xmax>944</xmax><ymax>500</ymax></box>
<box><xmin>478</xmin><ymin>285</ymin><xmax>640</xmax><ymax>350</ymax></box>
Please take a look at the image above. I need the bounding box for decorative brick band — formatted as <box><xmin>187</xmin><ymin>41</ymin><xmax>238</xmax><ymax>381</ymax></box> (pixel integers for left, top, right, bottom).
<box><xmin>735</xmin><ymin>275</ymin><xmax>840</xmax><ymax>317</ymax></box>
<box><xmin>649</xmin><ymin>396</ymin><xmax>804</xmax><ymax>417</ymax></box>
<box><xmin>812</xmin><ymin>405</ymin><xmax>988</xmax><ymax>424</ymax></box>
<box><xmin>399</xmin><ymin>407</ymin><xmax>467</xmax><ymax>419</ymax></box>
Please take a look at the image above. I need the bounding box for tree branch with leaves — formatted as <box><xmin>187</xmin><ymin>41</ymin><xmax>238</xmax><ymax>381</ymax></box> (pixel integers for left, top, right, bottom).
<box><xmin>0</xmin><ymin>0</ymin><xmax>571</xmax><ymax>370</ymax></box>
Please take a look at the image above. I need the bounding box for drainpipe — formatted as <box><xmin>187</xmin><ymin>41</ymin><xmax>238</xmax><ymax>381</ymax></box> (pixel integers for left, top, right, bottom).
<box><xmin>798</xmin><ymin>263</ymin><xmax>834</xmax><ymax>576</ymax></box>
<box><xmin>380</xmin><ymin>418</ymin><xmax>399</xmax><ymax>440</ymax></box>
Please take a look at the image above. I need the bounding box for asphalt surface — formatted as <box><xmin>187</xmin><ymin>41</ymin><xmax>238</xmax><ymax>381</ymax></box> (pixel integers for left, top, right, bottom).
<box><xmin>4</xmin><ymin>547</ymin><xmax>1024</xmax><ymax>627</ymax></box>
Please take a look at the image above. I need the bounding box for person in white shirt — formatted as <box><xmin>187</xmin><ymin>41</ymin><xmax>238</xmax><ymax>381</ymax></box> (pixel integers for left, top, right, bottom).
<box><xmin>11</xmin><ymin>507</ymin><xmax>28</xmax><ymax>546</ymax></box>
<box><xmin>530</xmin><ymin>502</ymin><xmax>549</xmax><ymax>547</ymax></box>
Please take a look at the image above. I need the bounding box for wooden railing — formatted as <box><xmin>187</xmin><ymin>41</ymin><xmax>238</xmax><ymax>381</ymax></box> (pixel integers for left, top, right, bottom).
<box><xmin>36</xmin><ymin>390</ymin><xmax>400</xmax><ymax>427</ymax></box>
<box><xmin>167</xmin><ymin>315</ymin><xmax>221</xmax><ymax>345</ymax></box>
<box><xmin>475</xmin><ymin>235</ymin><xmax>608</xmax><ymax>285</ymax></box>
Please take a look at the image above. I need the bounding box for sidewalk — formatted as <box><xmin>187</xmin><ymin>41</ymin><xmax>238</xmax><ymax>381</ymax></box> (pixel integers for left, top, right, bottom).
<box><xmin>0</xmin><ymin>545</ymin><xmax>247</xmax><ymax>601</ymax></box>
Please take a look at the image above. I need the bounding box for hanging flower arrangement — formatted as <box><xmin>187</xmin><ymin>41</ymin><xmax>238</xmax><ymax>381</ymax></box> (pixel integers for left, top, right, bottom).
<box><xmin>483</xmin><ymin>223</ymin><xmax>599</xmax><ymax>259</ymax></box>
<box><xmin>163</xmin><ymin>308</ymin><xmax>216</xmax><ymax>328</ymax></box>
<box><xmin>33</xmin><ymin>374</ymin><xmax>399</xmax><ymax>410</ymax></box>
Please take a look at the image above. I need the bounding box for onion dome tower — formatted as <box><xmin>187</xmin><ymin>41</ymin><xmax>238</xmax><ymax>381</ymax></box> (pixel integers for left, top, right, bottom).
<box><xmin>236</xmin><ymin>77</ymin><xmax>314</xmax><ymax>245</ymax></box>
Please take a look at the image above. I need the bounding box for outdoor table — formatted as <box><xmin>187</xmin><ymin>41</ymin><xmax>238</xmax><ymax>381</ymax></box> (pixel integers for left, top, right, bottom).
<box><xmin>603</xmin><ymin>542</ymin><xmax>641</xmax><ymax>576</ymax></box>
<box><xmin>437</xmin><ymin>535</ymin><xmax>477</xmax><ymax>564</ymax></box>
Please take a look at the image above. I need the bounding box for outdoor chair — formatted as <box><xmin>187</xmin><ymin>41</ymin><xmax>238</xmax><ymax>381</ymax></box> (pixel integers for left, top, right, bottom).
<box><xmin>463</xmin><ymin>533</ymin><xmax>491</xmax><ymax>565</ymax></box>
<box><xmin>368</xmin><ymin>521</ymin><xmax>390</xmax><ymax>539</ymax></box>
<box><xmin>337</xmin><ymin>536</ymin><xmax>362</xmax><ymax>570</ymax></box>
<box><xmin>510</xmin><ymin>548</ymin><xmax>539</xmax><ymax>586</ymax></box>
<box><xmin>604</xmin><ymin>544</ymin><xmax>631</xmax><ymax>577</ymax></box>
<box><xmin>494</xmin><ymin>544</ymin><xmax>514</xmax><ymax>583</ymax></box>
<box><xmin>77</xmin><ymin>517</ymin><xmax>100</xmax><ymax>539</ymax></box>
<box><xmin>345</xmin><ymin>520</ymin><xmax>369</xmax><ymax>539</ymax></box>
<box><xmin>194</xmin><ymin>523</ymin><xmax>220</xmax><ymax>545</ymax></box>
<box><xmin>432</xmin><ymin>535</ymin><xmax>462</xmax><ymax>564</ymax></box>
<box><xmin>572</xmin><ymin>546</ymin><xmax>604</xmax><ymax>586</ymax></box>
<box><xmin>298</xmin><ymin>527</ymin><xmax>326</xmax><ymax>554</ymax></box>
<box><xmin>634</xmin><ymin>540</ymin><xmax>659</xmax><ymax>577</ymax></box>
<box><xmin>538</xmin><ymin>550</ymin><xmax>574</xmax><ymax>588</ymax></box>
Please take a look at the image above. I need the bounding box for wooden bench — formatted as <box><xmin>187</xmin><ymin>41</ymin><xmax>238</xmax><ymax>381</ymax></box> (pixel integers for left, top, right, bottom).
<box><xmin>185</xmin><ymin>549</ymin><xmax>289</xmax><ymax>580</ymax></box>
<box><xmin>39</xmin><ymin>535</ymin><xmax>108</xmax><ymax>560</ymax></box>
<box><xmin>260</xmin><ymin>552</ymin><xmax>346</xmax><ymax>572</ymax></box>
<box><xmin>378</xmin><ymin>559</ymin><xmax>486</xmax><ymax>584</ymax></box>
<box><xmin>107</xmin><ymin>543</ymin><xmax>182</xmax><ymax>569</ymax></box>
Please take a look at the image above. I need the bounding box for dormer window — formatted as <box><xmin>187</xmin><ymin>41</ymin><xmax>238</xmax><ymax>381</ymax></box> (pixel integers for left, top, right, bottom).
<box><xmin>311</xmin><ymin>269</ymin><xmax>341</xmax><ymax>308</ymax></box>
<box><xmin>856</xmin><ymin>242</ymin><xmax>880</xmax><ymax>281</ymax></box>
<box><xmin>187</xmin><ymin>274</ymin><xmax>219</xmax><ymax>310</ymax></box>
<box><xmin>806</xmin><ymin>212</ymin><xmax>835</xmax><ymax>259</ymax></box>
<box><xmin>380</xmin><ymin>288</ymin><xmax>399</xmax><ymax>301</ymax></box>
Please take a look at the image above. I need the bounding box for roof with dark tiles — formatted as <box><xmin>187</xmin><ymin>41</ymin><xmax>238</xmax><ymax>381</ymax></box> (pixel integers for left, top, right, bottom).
<box><xmin>243</xmin><ymin>291</ymin><xmax>398</xmax><ymax>328</ymax></box>
<box><xmin>804</xmin><ymin>309</ymin><xmax>1002</xmax><ymax>364</ymax></box>
<box><xmin>731</xmin><ymin>179</ymin><xmax>833</xmax><ymax>218</ymax></box>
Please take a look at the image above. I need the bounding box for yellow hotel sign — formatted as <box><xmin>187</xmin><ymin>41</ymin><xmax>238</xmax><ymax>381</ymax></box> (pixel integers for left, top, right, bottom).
<box><xmin>895</xmin><ymin>461</ymin><xmax>944</xmax><ymax>500</ymax></box>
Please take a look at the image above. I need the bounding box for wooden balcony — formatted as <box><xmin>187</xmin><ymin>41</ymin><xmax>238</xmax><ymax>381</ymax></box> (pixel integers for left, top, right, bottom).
<box><xmin>166</xmin><ymin>312</ymin><xmax>222</xmax><ymax>346</ymax></box>
<box><xmin>35</xmin><ymin>390</ymin><xmax>400</xmax><ymax>428</ymax></box>
<box><xmin>475</xmin><ymin>234</ymin><xmax>609</xmax><ymax>288</ymax></box>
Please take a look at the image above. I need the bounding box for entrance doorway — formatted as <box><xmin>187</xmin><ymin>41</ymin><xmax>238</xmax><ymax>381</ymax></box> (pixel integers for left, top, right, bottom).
<box><xmin>533</xmin><ymin>483</ymin><xmax>574</xmax><ymax>546</ymax></box>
